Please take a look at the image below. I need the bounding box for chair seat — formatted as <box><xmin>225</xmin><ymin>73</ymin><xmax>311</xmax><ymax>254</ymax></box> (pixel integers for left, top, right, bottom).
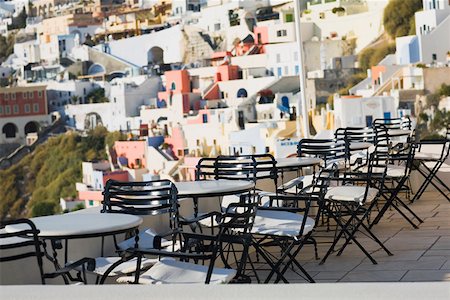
<box><xmin>424</xmin><ymin>161</ymin><xmax>450</xmax><ymax>172</ymax></box>
<box><xmin>251</xmin><ymin>210</ymin><xmax>315</xmax><ymax>237</ymax></box>
<box><xmin>116</xmin><ymin>259</ymin><xmax>236</xmax><ymax>284</ymax></box>
<box><xmin>326</xmin><ymin>186</ymin><xmax>378</xmax><ymax>204</ymax></box>
<box><xmin>118</xmin><ymin>228</ymin><xmax>178</xmax><ymax>251</ymax></box>
<box><xmin>414</xmin><ymin>152</ymin><xmax>442</xmax><ymax>161</ymax></box>
<box><xmin>282</xmin><ymin>175</ymin><xmax>314</xmax><ymax>194</ymax></box>
<box><xmin>93</xmin><ymin>257</ymin><xmax>158</xmax><ymax>276</ymax></box>
<box><xmin>386</xmin><ymin>164</ymin><xmax>406</xmax><ymax>178</ymax></box>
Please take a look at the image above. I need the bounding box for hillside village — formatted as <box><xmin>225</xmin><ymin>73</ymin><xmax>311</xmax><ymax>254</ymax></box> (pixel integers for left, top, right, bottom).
<box><xmin>0</xmin><ymin>0</ymin><xmax>450</xmax><ymax>215</ymax></box>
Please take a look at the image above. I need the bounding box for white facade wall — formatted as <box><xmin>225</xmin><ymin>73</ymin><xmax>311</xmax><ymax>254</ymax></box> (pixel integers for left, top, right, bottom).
<box><xmin>418</xmin><ymin>15</ymin><xmax>450</xmax><ymax>64</ymax></box>
<box><xmin>218</xmin><ymin>76</ymin><xmax>275</xmax><ymax>100</ymax></box>
<box><xmin>334</xmin><ymin>96</ymin><xmax>398</xmax><ymax>128</ymax></box>
<box><xmin>65</xmin><ymin>77</ymin><xmax>161</xmax><ymax>131</ymax></box>
<box><xmin>302</xmin><ymin>7</ymin><xmax>387</xmax><ymax>52</ymax></box>
<box><xmin>103</xmin><ymin>25</ymin><xmax>184</xmax><ymax>67</ymax></box>
<box><xmin>229</xmin><ymin>124</ymin><xmax>266</xmax><ymax>155</ymax></box>
<box><xmin>182</xmin><ymin>122</ymin><xmax>228</xmax><ymax>156</ymax></box>
<box><xmin>13</xmin><ymin>40</ymin><xmax>40</xmax><ymax>64</ymax></box>
<box><xmin>0</xmin><ymin>114</ymin><xmax>51</xmax><ymax>144</ymax></box>
<box><xmin>39</xmin><ymin>35</ymin><xmax>59</xmax><ymax>65</ymax></box>
<box><xmin>46</xmin><ymin>80</ymin><xmax>100</xmax><ymax>110</ymax></box>
<box><xmin>265</xmin><ymin>42</ymin><xmax>300</xmax><ymax>77</ymax></box>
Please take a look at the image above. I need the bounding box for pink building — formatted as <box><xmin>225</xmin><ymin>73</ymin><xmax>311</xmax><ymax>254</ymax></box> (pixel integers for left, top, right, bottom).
<box><xmin>114</xmin><ymin>140</ymin><xmax>147</xmax><ymax>169</ymax></box>
<box><xmin>158</xmin><ymin>70</ymin><xmax>191</xmax><ymax>114</ymax></box>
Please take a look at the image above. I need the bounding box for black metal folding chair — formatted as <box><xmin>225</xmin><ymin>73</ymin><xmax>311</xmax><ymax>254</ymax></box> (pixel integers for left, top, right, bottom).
<box><xmin>1</xmin><ymin>219</ymin><xmax>94</xmax><ymax>284</ymax></box>
<box><xmin>250</xmin><ymin>168</ymin><xmax>333</xmax><ymax>283</ymax></box>
<box><xmin>96</xmin><ymin>179</ymin><xmax>181</xmax><ymax>284</ymax></box>
<box><xmin>412</xmin><ymin>127</ymin><xmax>450</xmax><ymax>203</ymax></box>
<box><xmin>369</xmin><ymin>129</ymin><xmax>424</xmax><ymax>229</ymax></box>
<box><xmin>373</xmin><ymin>116</ymin><xmax>412</xmax><ymax>131</ymax></box>
<box><xmin>190</xmin><ymin>154</ymin><xmax>277</xmax><ymax>230</ymax></box>
<box><xmin>320</xmin><ymin>145</ymin><xmax>394</xmax><ymax>264</ymax></box>
<box><xmin>116</xmin><ymin>201</ymin><xmax>257</xmax><ymax>284</ymax></box>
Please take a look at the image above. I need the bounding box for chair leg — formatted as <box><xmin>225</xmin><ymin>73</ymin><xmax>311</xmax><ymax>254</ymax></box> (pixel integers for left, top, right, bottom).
<box><xmin>320</xmin><ymin>203</ymin><xmax>378</xmax><ymax>265</ymax></box>
<box><xmin>337</xmin><ymin>201</ymin><xmax>392</xmax><ymax>257</ymax></box>
<box><xmin>412</xmin><ymin>162</ymin><xmax>442</xmax><ymax>202</ymax></box>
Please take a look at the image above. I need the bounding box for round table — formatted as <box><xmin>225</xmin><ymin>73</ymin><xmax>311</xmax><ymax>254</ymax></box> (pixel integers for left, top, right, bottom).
<box><xmin>275</xmin><ymin>157</ymin><xmax>322</xmax><ymax>184</ymax></box>
<box><xmin>175</xmin><ymin>179</ymin><xmax>255</xmax><ymax>217</ymax></box>
<box><xmin>175</xmin><ymin>179</ymin><xmax>255</xmax><ymax>198</ymax></box>
<box><xmin>275</xmin><ymin>157</ymin><xmax>322</xmax><ymax>170</ymax></box>
<box><xmin>6</xmin><ymin>213</ymin><xmax>142</xmax><ymax>239</ymax></box>
<box><xmin>6</xmin><ymin>213</ymin><xmax>142</xmax><ymax>272</ymax></box>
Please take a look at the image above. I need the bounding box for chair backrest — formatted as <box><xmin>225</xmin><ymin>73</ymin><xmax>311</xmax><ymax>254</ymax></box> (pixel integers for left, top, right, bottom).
<box><xmin>197</xmin><ymin>154</ymin><xmax>278</xmax><ymax>185</ymax></box>
<box><xmin>373</xmin><ymin>116</ymin><xmax>412</xmax><ymax>130</ymax></box>
<box><xmin>102</xmin><ymin>179</ymin><xmax>179</xmax><ymax>229</ymax></box>
<box><xmin>0</xmin><ymin>219</ymin><xmax>45</xmax><ymax>284</ymax></box>
<box><xmin>297</xmin><ymin>138</ymin><xmax>347</xmax><ymax>167</ymax></box>
<box><xmin>335</xmin><ymin>127</ymin><xmax>375</xmax><ymax>143</ymax></box>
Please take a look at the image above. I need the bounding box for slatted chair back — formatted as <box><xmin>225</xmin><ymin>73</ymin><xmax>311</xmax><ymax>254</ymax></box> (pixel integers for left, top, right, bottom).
<box><xmin>0</xmin><ymin>219</ymin><xmax>46</xmax><ymax>284</ymax></box>
<box><xmin>297</xmin><ymin>138</ymin><xmax>347</xmax><ymax>168</ymax></box>
<box><xmin>373</xmin><ymin>116</ymin><xmax>412</xmax><ymax>130</ymax></box>
<box><xmin>102</xmin><ymin>179</ymin><xmax>179</xmax><ymax>229</ymax></box>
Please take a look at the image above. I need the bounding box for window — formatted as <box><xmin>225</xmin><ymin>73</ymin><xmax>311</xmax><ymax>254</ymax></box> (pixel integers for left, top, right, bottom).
<box><xmin>89</xmin><ymin>200</ymin><xmax>94</xmax><ymax>206</ymax></box>
<box><xmin>214</xmin><ymin>23</ymin><xmax>221</xmax><ymax>31</ymax></box>
<box><xmin>294</xmin><ymin>51</ymin><xmax>299</xmax><ymax>61</ymax></box>
<box><xmin>13</xmin><ymin>105</ymin><xmax>19</xmax><ymax>114</ymax></box>
<box><xmin>276</xmin><ymin>54</ymin><xmax>281</xmax><ymax>63</ymax></box>
<box><xmin>4</xmin><ymin>93</ymin><xmax>8</xmax><ymax>100</ymax></box>
<box><xmin>5</xmin><ymin>105</ymin><xmax>10</xmax><ymax>114</ymax></box>
<box><xmin>432</xmin><ymin>53</ymin><xmax>437</xmax><ymax>61</ymax></box>
<box><xmin>0</xmin><ymin>106</ymin><xmax>3</xmax><ymax>115</ymax></box>
<box><xmin>24</xmin><ymin>104</ymin><xmax>30</xmax><ymax>113</ymax></box>
<box><xmin>23</xmin><ymin>92</ymin><xmax>27</xmax><ymax>99</ymax></box>
<box><xmin>284</xmin><ymin>66</ymin><xmax>289</xmax><ymax>75</ymax></box>
<box><xmin>33</xmin><ymin>103</ymin><xmax>39</xmax><ymax>112</ymax></box>
<box><xmin>38</xmin><ymin>91</ymin><xmax>42</xmax><ymax>98</ymax></box>
<box><xmin>28</xmin><ymin>91</ymin><xmax>33</xmax><ymax>98</ymax></box>
<box><xmin>11</xmin><ymin>93</ymin><xmax>16</xmax><ymax>100</ymax></box>
<box><xmin>276</xmin><ymin>30</ymin><xmax>287</xmax><ymax>37</ymax></box>
<box><xmin>295</xmin><ymin>65</ymin><xmax>300</xmax><ymax>75</ymax></box>
<box><xmin>202</xmin><ymin>114</ymin><xmax>208</xmax><ymax>123</ymax></box>
<box><xmin>277</xmin><ymin>67</ymin><xmax>282</xmax><ymax>77</ymax></box>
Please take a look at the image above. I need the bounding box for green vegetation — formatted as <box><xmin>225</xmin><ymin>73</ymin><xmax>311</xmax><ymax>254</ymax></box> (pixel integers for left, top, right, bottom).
<box><xmin>383</xmin><ymin>0</ymin><xmax>422</xmax><ymax>38</ymax></box>
<box><xmin>417</xmin><ymin>84</ymin><xmax>450</xmax><ymax>139</ymax></box>
<box><xmin>86</xmin><ymin>88</ymin><xmax>109</xmax><ymax>103</ymax></box>
<box><xmin>8</xmin><ymin>8</ymin><xmax>27</xmax><ymax>30</ymax></box>
<box><xmin>0</xmin><ymin>127</ymin><xmax>126</xmax><ymax>220</ymax></box>
<box><xmin>358</xmin><ymin>42</ymin><xmax>396</xmax><ymax>71</ymax></box>
<box><xmin>0</xmin><ymin>34</ymin><xmax>15</xmax><ymax>62</ymax></box>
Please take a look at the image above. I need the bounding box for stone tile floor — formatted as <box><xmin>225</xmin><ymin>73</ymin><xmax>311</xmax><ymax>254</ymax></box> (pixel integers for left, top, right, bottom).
<box><xmin>250</xmin><ymin>191</ymin><xmax>450</xmax><ymax>283</ymax></box>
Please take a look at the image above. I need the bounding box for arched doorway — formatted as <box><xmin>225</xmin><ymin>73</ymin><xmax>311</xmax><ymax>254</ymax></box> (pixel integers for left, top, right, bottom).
<box><xmin>87</xmin><ymin>63</ymin><xmax>106</xmax><ymax>76</ymax></box>
<box><xmin>237</xmin><ymin>88</ymin><xmax>248</xmax><ymax>98</ymax></box>
<box><xmin>84</xmin><ymin>112</ymin><xmax>103</xmax><ymax>130</ymax></box>
<box><xmin>147</xmin><ymin>46</ymin><xmax>164</xmax><ymax>65</ymax></box>
<box><xmin>24</xmin><ymin>121</ymin><xmax>39</xmax><ymax>135</ymax></box>
<box><xmin>2</xmin><ymin>123</ymin><xmax>18</xmax><ymax>138</ymax></box>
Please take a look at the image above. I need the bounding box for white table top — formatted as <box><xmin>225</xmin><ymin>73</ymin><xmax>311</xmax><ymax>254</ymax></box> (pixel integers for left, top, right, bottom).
<box><xmin>175</xmin><ymin>179</ymin><xmax>254</xmax><ymax>197</ymax></box>
<box><xmin>275</xmin><ymin>157</ymin><xmax>322</xmax><ymax>169</ymax></box>
<box><xmin>5</xmin><ymin>213</ymin><xmax>142</xmax><ymax>239</ymax></box>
